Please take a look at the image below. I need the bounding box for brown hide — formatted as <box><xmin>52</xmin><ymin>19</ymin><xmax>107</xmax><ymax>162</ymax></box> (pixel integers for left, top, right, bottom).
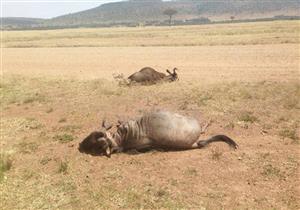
<box><xmin>128</xmin><ymin>67</ymin><xmax>177</xmax><ymax>84</ymax></box>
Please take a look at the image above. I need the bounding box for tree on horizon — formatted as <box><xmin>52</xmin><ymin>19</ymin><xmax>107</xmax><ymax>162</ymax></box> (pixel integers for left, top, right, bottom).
<box><xmin>163</xmin><ymin>8</ymin><xmax>178</xmax><ymax>26</ymax></box>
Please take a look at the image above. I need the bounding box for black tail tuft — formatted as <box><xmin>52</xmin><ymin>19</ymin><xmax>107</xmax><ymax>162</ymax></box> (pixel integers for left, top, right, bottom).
<box><xmin>197</xmin><ymin>135</ymin><xmax>238</xmax><ymax>149</ymax></box>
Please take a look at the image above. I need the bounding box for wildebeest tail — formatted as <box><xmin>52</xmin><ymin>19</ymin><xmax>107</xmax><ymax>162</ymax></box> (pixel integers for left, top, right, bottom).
<box><xmin>197</xmin><ymin>135</ymin><xmax>238</xmax><ymax>149</ymax></box>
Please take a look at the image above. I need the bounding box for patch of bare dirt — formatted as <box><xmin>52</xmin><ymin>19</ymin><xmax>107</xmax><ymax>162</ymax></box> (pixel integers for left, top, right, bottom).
<box><xmin>2</xmin><ymin>44</ymin><xmax>299</xmax><ymax>83</ymax></box>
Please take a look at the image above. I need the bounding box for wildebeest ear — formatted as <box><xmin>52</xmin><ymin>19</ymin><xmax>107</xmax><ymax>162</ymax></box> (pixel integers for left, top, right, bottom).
<box><xmin>102</xmin><ymin>120</ymin><xmax>112</xmax><ymax>131</ymax></box>
<box><xmin>166</xmin><ymin>69</ymin><xmax>172</xmax><ymax>75</ymax></box>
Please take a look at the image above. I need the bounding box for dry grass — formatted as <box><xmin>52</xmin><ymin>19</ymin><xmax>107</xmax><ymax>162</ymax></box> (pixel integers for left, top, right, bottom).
<box><xmin>2</xmin><ymin>20</ymin><xmax>300</xmax><ymax>48</ymax></box>
<box><xmin>0</xmin><ymin>153</ymin><xmax>12</xmax><ymax>182</ymax></box>
<box><xmin>1</xmin><ymin>21</ymin><xmax>299</xmax><ymax>209</ymax></box>
<box><xmin>1</xmin><ymin>74</ymin><xmax>299</xmax><ymax>209</ymax></box>
<box><xmin>58</xmin><ymin>161</ymin><xmax>68</xmax><ymax>174</ymax></box>
<box><xmin>279</xmin><ymin>128</ymin><xmax>299</xmax><ymax>143</ymax></box>
<box><xmin>53</xmin><ymin>133</ymin><xmax>75</xmax><ymax>143</ymax></box>
<box><xmin>0</xmin><ymin>77</ymin><xmax>47</xmax><ymax>105</ymax></box>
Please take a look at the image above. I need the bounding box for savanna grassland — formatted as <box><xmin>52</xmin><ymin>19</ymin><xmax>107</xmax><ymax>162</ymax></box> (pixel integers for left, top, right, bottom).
<box><xmin>1</xmin><ymin>20</ymin><xmax>300</xmax><ymax>209</ymax></box>
<box><xmin>2</xmin><ymin>20</ymin><xmax>300</xmax><ymax>48</ymax></box>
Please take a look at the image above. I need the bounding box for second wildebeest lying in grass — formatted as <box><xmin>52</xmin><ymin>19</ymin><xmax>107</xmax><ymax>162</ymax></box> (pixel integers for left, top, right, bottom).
<box><xmin>79</xmin><ymin>111</ymin><xmax>238</xmax><ymax>157</ymax></box>
<box><xmin>128</xmin><ymin>67</ymin><xmax>178</xmax><ymax>85</ymax></box>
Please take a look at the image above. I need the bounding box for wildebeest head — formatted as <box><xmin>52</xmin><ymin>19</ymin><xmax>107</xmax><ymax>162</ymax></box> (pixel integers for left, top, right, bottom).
<box><xmin>166</xmin><ymin>68</ymin><xmax>178</xmax><ymax>82</ymax></box>
<box><xmin>78</xmin><ymin>120</ymin><xmax>114</xmax><ymax>157</ymax></box>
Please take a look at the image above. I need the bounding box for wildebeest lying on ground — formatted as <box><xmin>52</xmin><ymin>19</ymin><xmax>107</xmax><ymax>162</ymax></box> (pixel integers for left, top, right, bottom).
<box><xmin>79</xmin><ymin>111</ymin><xmax>238</xmax><ymax>157</ymax></box>
<box><xmin>127</xmin><ymin>67</ymin><xmax>178</xmax><ymax>85</ymax></box>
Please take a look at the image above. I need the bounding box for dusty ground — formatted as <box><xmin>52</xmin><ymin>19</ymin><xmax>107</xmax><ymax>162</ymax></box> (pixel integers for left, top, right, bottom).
<box><xmin>1</xmin><ymin>22</ymin><xmax>300</xmax><ymax>209</ymax></box>
<box><xmin>2</xmin><ymin>44</ymin><xmax>299</xmax><ymax>83</ymax></box>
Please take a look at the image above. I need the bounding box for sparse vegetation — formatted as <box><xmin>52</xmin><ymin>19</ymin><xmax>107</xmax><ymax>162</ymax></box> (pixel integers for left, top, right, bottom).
<box><xmin>40</xmin><ymin>157</ymin><xmax>52</xmax><ymax>165</ymax></box>
<box><xmin>58</xmin><ymin>161</ymin><xmax>68</xmax><ymax>174</ymax></box>
<box><xmin>22</xmin><ymin>169</ymin><xmax>35</xmax><ymax>180</ymax></box>
<box><xmin>196</xmin><ymin>92</ymin><xmax>214</xmax><ymax>106</ymax></box>
<box><xmin>22</xmin><ymin>93</ymin><xmax>45</xmax><ymax>104</ymax></box>
<box><xmin>283</xmin><ymin>98</ymin><xmax>299</xmax><ymax>110</ymax></box>
<box><xmin>0</xmin><ymin>154</ymin><xmax>12</xmax><ymax>181</ymax></box>
<box><xmin>1</xmin><ymin>75</ymin><xmax>299</xmax><ymax>209</ymax></box>
<box><xmin>58</xmin><ymin>118</ymin><xmax>67</xmax><ymax>123</ymax></box>
<box><xmin>53</xmin><ymin>133</ymin><xmax>74</xmax><ymax>143</ymax></box>
<box><xmin>0</xmin><ymin>77</ymin><xmax>47</xmax><ymax>106</ymax></box>
<box><xmin>17</xmin><ymin>142</ymin><xmax>39</xmax><ymax>154</ymax></box>
<box><xmin>238</xmin><ymin>111</ymin><xmax>258</xmax><ymax>123</ymax></box>
<box><xmin>58</xmin><ymin>124</ymin><xmax>81</xmax><ymax>133</ymax></box>
<box><xmin>23</xmin><ymin>118</ymin><xmax>43</xmax><ymax>129</ymax></box>
<box><xmin>279</xmin><ymin>128</ymin><xmax>299</xmax><ymax>142</ymax></box>
<box><xmin>211</xmin><ymin>149</ymin><xmax>223</xmax><ymax>160</ymax></box>
<box><xmin>2</xmin><ymin>21</ymin><xmax>299</xmax><ymax>47</ymax></box>
<box><xmin>184</xmin><ymin>167</ymin><xmax>198</xmax><ymax>176</ymax></box>
<box><xmin>46</xmin><ymin>107</ymin><xmax>53</xmax><ymax>113</ymax></box>
<box><xmin>0</xmin><ymin>151</ymin><xmax>12</xmax><ymax>183</ymax></box>
<box><xmin>1</xmin><ymin>21</ymin><xmax>299</xmax><ymax>209</ymax></box>
<box><xmin>225</xmin><ymin>122</ymin><xmax>235</xmax><ymax>130</ymax></box>
<box><xmin>261</xmin><ymin>164</ymin><xmax>282</xmax><ymax>178</ymax></box>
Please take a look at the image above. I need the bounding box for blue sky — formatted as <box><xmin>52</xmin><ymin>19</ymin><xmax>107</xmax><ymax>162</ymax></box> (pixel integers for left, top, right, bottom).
<box><xmin>2</xmin><ymin>0</ymin><xmax>125</xmax><ymax>18</ymax></box>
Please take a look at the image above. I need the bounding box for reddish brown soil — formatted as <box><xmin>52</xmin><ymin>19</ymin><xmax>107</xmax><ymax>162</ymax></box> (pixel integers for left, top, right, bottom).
<box><xmin>1</xmin><ymin>44</ymin><xmax>299</xmax><ymax>209</ymax></box>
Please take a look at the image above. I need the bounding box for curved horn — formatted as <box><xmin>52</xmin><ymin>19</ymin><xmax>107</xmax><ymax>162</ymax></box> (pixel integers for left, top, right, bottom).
<box><xmin>172</xmin><ymin>68</ymin><xmax>179</xmax><ymax>81</ymax></box>
<box><xmin>173</xmin><ymin>68</ymin><xmax>178</xmax><ymax>74</ymax></box>
<box><xmin>166</xmin><ymin>69</ymin><xmax>172</xmax><ymax>75</ymax></box>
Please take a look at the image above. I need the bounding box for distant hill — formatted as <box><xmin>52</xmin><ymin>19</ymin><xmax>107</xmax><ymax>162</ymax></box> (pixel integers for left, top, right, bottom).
<box><xmin>2</xmin><ymin>0</ymin><xmax>300</xmax><ymax>29</ymax></box>
<box><xmin>48</xmin><ymin>0</ymin><xmax>300</xmax><ymax>25</ymax></box>
<box><xmin>1</xmin><ymin>17</ymin><xmax>44</xmax><ymax>29</ymax></box>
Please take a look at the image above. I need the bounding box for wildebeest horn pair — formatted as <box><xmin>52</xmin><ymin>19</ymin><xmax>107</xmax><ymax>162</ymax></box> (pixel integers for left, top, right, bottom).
<box><xmin>166</xmin><ymin>67</ymin><xmax>177</xmax><ymax>75</ymax></box>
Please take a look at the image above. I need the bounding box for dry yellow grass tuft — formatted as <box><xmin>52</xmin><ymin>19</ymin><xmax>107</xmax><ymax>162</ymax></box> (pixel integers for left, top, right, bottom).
<box><xmin>2</xmin><ymin>20</ymin><xmax>300</xmax><ymax>48</ymax></box>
